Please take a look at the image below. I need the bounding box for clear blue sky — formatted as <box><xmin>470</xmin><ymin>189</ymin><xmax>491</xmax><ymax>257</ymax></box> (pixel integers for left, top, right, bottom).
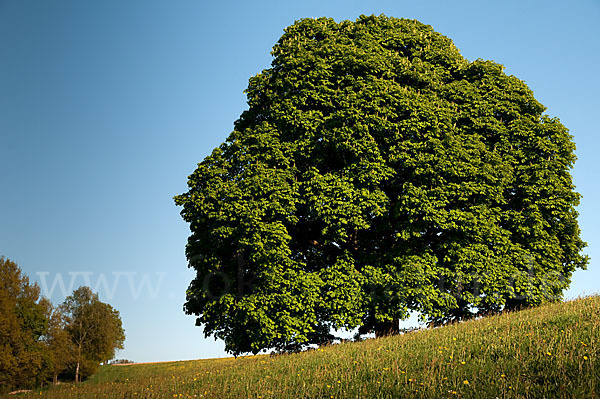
<box><xmin>1</xmin><ymin>0</ymin><xmax>598</xmax><ymax>363</ymax></box>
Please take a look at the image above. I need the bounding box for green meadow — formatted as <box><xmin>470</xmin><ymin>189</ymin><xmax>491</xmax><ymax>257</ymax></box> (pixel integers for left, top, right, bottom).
<box><xmin>12</xmin><ymin>296</ymin><xmax>599</xmax><ymax>398</ymax></box>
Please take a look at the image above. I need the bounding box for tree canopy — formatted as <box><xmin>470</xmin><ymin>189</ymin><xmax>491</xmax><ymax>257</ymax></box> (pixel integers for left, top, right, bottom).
<box><xmin>0</xmin><ymin>256</ymin><xmax>50</xmax><ymax>391</ymax></box>
<box><xmin>60</xmin><ymin>286</ymin><xmax>125</xmax><ymax>382</ymax></box>
<box><xmin>175</xmin><ymin>15</ymin><xmax>588</xmax><ymax>355</ymax></box>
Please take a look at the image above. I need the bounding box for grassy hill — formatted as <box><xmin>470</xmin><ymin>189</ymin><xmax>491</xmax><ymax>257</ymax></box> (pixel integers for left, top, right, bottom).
<box><xmin>11</xmin><ymin>296</ymin><xmax>599</xmax><ymax>398</ymax></box>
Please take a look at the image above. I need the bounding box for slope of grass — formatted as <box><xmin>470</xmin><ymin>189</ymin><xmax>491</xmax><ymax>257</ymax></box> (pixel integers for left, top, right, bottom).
<box><xmin>12</xmin><ymin>296</ymin><xmax>599</xmax><ymax>398</ymax></box>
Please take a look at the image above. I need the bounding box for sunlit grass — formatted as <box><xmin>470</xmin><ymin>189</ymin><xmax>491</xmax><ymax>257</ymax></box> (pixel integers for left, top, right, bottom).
<box><xmin>13</xmin><ymin>295</ymin><xmax>599</xmax><ymax>398</ymax></box>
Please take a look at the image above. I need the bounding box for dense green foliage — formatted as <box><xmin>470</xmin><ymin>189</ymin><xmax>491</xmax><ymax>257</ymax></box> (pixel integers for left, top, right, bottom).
<box><xmin>0</xmin><ymin>257</ymin><xmax>125</xmax><ymax>392</ymax></box>
<box><xmin>16</xmin><ymin>296</ymin><xmax>600</xmax><ymax>398</ymax></box>
<box><xmin>44</xmin><ymin>306</ymin><xmax>74</xmax><ymax>385</ymax></box>
<box><xmin>175</xmin><ymin>15</ymin><xmax>587</xmax><ymax>355</ymax></box>
<box><xmin>60</xmin><ymin>286</ymin><xmax>125</xmax><ymax>382</ymax></box>
<box><xmin>0</xmin><ymin>257</ymin><xmax>51</xmax><ymax>392</ymax></box>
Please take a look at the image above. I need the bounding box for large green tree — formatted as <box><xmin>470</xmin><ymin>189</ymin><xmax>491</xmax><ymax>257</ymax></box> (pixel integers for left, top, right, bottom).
<box><xmin>60</xmin><ymin>286</ymin><xmax>125</xmax><ymax>382</ymax></box>
<box><xmin>175</xmin><ymin>15</ymin><xmax>587</xmax><ymax>355</ymax></box>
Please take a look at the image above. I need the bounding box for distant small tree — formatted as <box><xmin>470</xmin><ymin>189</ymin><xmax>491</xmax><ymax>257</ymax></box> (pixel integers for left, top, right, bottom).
<box><xmin>60</xmin><ymin>286</ymin><xmax>125</xmax><ymax>382</ymax></box>
<box><xmin>0</xmin><ymin>256</ymin><xmax>49</xmax><ymax>392</ymax></box>
<box><xmin>43</xmin><ymin>305</ymin><xmax>75</xmax><ymax>384</ymax></box>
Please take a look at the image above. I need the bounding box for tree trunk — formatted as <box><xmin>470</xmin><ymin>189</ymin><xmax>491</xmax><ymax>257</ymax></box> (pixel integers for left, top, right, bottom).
<box><xmin>374</xmin><ymin>319</ymin><xmax>400</xmax><ymax>338</ymax></box>
<box><xmin>53</xmin><ymin>374</ymin><xmax>58</xmax><ymax>385</ymax></box>
<box><xmin>75</xmin><ymin>343</ymin><xmax>81</xmax><ymax>383</ymax></box>
<box><xmin>504</xmin><ymin>298</ymin><xmax>529</xmax><ymax>312</ymax></box>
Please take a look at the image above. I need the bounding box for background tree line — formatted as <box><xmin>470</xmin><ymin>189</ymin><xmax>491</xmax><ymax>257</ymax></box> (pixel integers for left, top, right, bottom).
<box><xmin>0</xmin><ymin>256</ymin><xmax>125</xmax><ymax>393</ymax></box>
